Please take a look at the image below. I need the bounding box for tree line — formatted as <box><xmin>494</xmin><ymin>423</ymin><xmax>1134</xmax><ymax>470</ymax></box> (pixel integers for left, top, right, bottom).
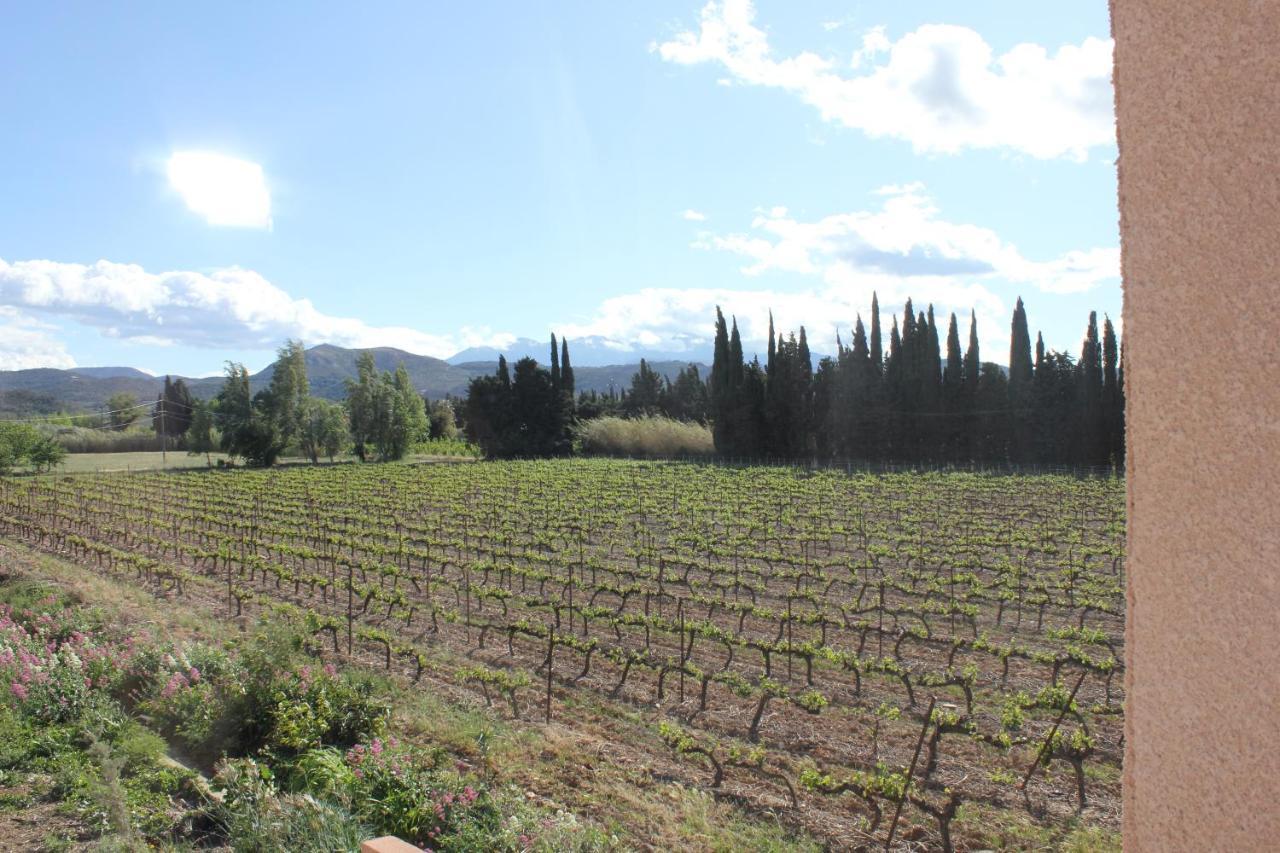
<box><xmin>54</xmin><ymin>291</ymin><xmax>1122</xmax><ymax>470</ymax></box>
<box><xmin>117</xmin><ymin>342</ymin><xmax>454</xmax><ymax>467</ymax></box>
<box><xmin>707</xmin><ymin>294</ymin><xmax>1125</xmax><ymax>468</ymax></box>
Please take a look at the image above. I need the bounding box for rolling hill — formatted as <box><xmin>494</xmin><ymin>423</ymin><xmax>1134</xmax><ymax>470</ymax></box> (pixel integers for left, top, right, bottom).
<box><xmin>0</xmin><ymin>345</ymin><xmax>710</xmax><ymax>414</ymax></box>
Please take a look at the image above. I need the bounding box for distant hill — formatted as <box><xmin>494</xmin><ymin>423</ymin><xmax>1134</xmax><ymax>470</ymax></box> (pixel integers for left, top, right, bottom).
<box><xmin>448</xmin><ymin>336</ymin><xmax>714</xmax><ymax>368</ymax></box>
<box><xmin>69</xmin><ymin>366</ymin><xmax>155</xmax><ymax>380</ymax></box>
<box><xmin>453</xmin><ymin>360</ymin><xmax>709</xmax><ymax>396</ymax></box>
<box><xmin>0</xmin><ymin>343</ymin><xmax>1007</xmax><ymax>415</ymax></box>
<box><xmin>0</xmin><ymin>345</ymin><xmax>710</xmax><ymax>413</ymax></box>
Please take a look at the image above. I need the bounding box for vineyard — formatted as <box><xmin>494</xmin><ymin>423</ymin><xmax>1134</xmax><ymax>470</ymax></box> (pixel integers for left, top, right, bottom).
<box><xmin>0</xmin><ymin>460</ymin><xmax>1124</xmax><ymax>851</ymax></box>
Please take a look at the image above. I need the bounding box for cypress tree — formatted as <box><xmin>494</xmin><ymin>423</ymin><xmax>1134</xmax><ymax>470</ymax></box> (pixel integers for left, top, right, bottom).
<box><xmin>869</xmin><ymin>292</ymin><xmax>883</xmax><ymax>375</ymax></box>
<box><xmin>844</xmin><ymin>315</ymin><xmax>871</xmax><ymax>459</ymax></box>
<box><xmin>963</xmin><ymin>311</ymin><xmax>980</xmax><ymax>462</ymax></box>
<box><xmin>943</xmin><ymin>313</ymin><xmax>964</xmax><ymax>461</ymax></box>
<box><xmin>1032</xmin><ymin>333</ymin><xmax>1051</xmax><ymax>463</ymax></box>
<box><xmin>924</xmin><ymin>306</ymin><xmax>942</xmax><ymax>408</ymax></box>
<box><xmin>944</xmin><ymin>314</ymin><xmax>963</xmax><ymax>389</ymax></box>
<box><xmin>560</xmin><ymin>338</ymin><xmax>575</xmax><ymax>398</ymax></box>
<box><xmin>1116</xmin><ymin>336</ymin><xmax>1127</xmax><ymax>467</ymax></box>
<box><xmin>711</xmin><ymin>307</ymin><xmax>730</xmax><ymax>398</ymax></box>
<box><xmin>767</xmin><ymin>311</ymin><xmax>776</xmax><ymax>375</ymax></box>
<box><xmin>1102</xmin><ymin>316</ymin><xmax>1121</xmax><ymax>466</ymax></box>
<box><xmin>797</xmin><ymin>326</ymin><xmax>813</xmax><ymax>456</ymax></box>
<box><xmin>710</xmin><ymin>307</ymin><xmax>731</xmax><ymax>454</ymax></box>
<box><xmin>497</xmin><ymin>355</ymin><xmax>510</xmax><ymax>388</ymax></box>
<box><xmin>852</xmin><ymin>316</ymin><xmax>870</xmax><ymax>366</ymax></box>
<box><xmin>729</xmin><ymin>318</ymin><xmax>745</xmax><ymax>388</ymax></box>
<box><xmin>885</xmin><ymin>316</ymin><xmax>903</xmax><ymax>460</ymax></box>
<box><xmin>1009</xmin><ymin>297</ymin><xmax>1034</xmax><ymax>390</ymax></box>
<box><xmin>1008</xmin><ymin>297</ymin><xmax>1034</xmax><ymax>462</ymax></box>
<box><xmin>964</xmin><ymin>311</ymin><xmax>980</xmax><ymax>398</ymax></box>
<box><xmin>926</xmin><ymin>305</ymin><xmax>942</xmax><ymax>387</ymax></box>
<box><xmin>1080</xmin><ymin>311</ymin><xmax>1104</xmax><ymax>465</ymax></box>
<box><xmin>550</xmin><ymin>333</ymin><xmax>561</xmax><ymax>391</ymax></box>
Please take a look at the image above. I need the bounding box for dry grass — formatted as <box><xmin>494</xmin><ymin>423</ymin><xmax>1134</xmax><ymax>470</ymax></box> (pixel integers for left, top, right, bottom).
<box><xmin>576</xmin><ymin>417</ymin><xmax>714</xmax><ymax>459</ymax></box>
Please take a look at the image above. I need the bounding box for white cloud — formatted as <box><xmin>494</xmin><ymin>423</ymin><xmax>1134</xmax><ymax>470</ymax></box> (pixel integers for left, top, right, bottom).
<box><xmin>656</xmin><ymin>1</ymin><xmax>1115</xmax><ymax>160</ymax></box>
<box><xmin>694</xmin><ymin>183</ymin><xmax>1118</xmax><ymax>293</ymax></box>
<box><xmin>682</xmin><ymin>209</ymin><xmax>708</xmax><ymax>221</ymax></box>
<box><xmin>166</xmin><ymin>152</ymin><xmax>272</xmax><ymax>229</ymax></box>
<box><xmin>558</xmin><ymin>283</ymin><xmax>1009</xmax><ymax>366</ymax></box>
<box><xmin>563</xmin><ymin>184</ymin><xmax>1117</xmax><ymax>361</ymax></box>
<box><xmin>0</xmin><ymin>306</ymin><xmax>75</xmax><ymax>370</ymax></box>
<box><xmin>0</xmin><ymin>257</ymin><xmax>510</xmax><ymax>359</ymax></box>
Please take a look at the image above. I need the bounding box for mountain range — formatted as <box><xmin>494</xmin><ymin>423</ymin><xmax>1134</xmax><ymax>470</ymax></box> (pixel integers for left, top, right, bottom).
<box><xmin>447</xmin><ymin>336</ymin><xmax>714</xmax><ymax>368</ymax></box>
<box><xmin>0</xmin><ymin>344</ymin><xmax>709</xmax><ymax>416</ymax></box>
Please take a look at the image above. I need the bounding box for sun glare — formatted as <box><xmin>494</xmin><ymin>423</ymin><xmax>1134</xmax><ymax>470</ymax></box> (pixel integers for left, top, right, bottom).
<box><xmin>165</xmin><ymin>151</ymin><xmax>271</xmax><ymax>229</ymax></box>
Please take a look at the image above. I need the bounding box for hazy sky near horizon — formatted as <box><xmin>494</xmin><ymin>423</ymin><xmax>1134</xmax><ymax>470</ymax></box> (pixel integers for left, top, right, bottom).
<box><xmin>0</xmin><ymin>1</ymin><xmax>1120</xmax><ymax>376</ymax></box>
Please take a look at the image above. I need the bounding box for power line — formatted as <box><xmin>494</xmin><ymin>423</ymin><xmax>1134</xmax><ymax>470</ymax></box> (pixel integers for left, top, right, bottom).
<box><xmin>0</xmin><ymin>400</ymin><xmax>155</xmax><ymax>424</ymax></box>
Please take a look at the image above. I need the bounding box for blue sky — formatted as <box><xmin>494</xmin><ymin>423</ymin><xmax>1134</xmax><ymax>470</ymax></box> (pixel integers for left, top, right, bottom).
<box><xmin>0</xmin><ymin>0</ymin><xmax>1119</xmax><ymax>376</ymax></box>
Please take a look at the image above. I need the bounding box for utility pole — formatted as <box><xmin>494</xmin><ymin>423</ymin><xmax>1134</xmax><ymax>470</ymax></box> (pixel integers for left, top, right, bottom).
<box><xmin>159</xmin><ymin>397</ymin><xmax>167</xmax><ymax>465</ymax></box>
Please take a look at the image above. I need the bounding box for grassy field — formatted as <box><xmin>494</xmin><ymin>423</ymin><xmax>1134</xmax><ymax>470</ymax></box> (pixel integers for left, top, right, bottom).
<box><xmin>0</xmin><ymin>459</ymin><xmax>1124</xmax><ymax>851</ymax></box>
<box><xmin>34</xmin><ymin>445</ymin><xmax>478</xmax><ymax>475</ymax></box>
<box><xmin>50</xmin><ymin>450</ymin><xmax>231</xmax><ymax>473</ymax></box>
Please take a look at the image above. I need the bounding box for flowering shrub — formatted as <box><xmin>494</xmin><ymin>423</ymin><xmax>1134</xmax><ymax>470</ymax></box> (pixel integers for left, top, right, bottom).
<box><xmin>0</xmin><ymin>602</ymin><xmax>135</xmax><ymax>723</ymax></box>
<box><xmin>341</xmin><ymin>736</ymin><xmax>496</xmax><ymax>848</ymax></box>
<box><xmin>264</xmin><ymin>663</ymin><xmax>388</xmax><ymax>754</ymax></box>
<box><xmin>0</xmin><ymin>586</ymin><xmax>610</xmax><ymax>852</ymax></box>
<box><xmin>128</xmin><ymin>640</ymin><xmax>387</xmax><ymax>763</ymax></box>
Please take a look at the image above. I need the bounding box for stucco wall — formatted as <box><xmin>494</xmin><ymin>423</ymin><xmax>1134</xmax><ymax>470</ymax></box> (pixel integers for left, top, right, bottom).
<box><xmin>1111</xmin><ymin>1</ymin><xmax>1280</xmax><ymax>849</ymax></box>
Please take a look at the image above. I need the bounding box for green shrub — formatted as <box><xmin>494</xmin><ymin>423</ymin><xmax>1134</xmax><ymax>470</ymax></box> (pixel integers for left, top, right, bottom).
<box><xmin>343</xmin><ymin>737</ymin><xmax>496</xmax><ymax>849</ymax></box>
<box><xmin>210</xmin><ymin>757</ymin><xmax>372</xmax><ymax>853</ymax></box>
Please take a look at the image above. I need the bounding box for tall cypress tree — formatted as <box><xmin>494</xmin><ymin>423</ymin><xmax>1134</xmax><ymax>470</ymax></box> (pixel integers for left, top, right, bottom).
<box><xmin>924</xmin><ymin>307</ymin><xmax>942</xmax><ymax>398</ymax></box>
<box><xmin>549</xmin><ymin>334</ymin><xmax>561</xmax><ymax>391</ymax></box>
<box><xmin>710</xmin><ymin>308</ymin><xmax>732</xmax><ymax>453</ymax></box>
<box><xmin>560</xmin><ymin>337</ymin><xmax>575</xmax><ymax>398</ymax></box>
<box><xmin>963</xmin><ymin>311</ymin><xmax>981</xmax><ymax>462</ymax></box>
<box><xmin>729</xmin><ymin>318</ymin><xmax>745</xmax><ymax>388</ymax></box>
<box><xmin>1008</xmin><ymin>297</ymin><xmax>1034</xmax><ymax>462</ymax></box>
<box><xmin>1102</xmin><ymin>316</ymin><xmax>1121</xmax><ymax>467</ymax></box>
<box><xmin>869</xmin><ymin>292</ymin><xmax>883</xmax><ymax>375</ymax></box>
<box><xmin>797</xmin><ymin>326</ymin><xmax>814</xmax><ymax>456</ymax></box>
<box><xmin>885</xmin><ymin>316</ymin><xmax>903</xmax><ymax>460</ymax></box>
<box><xmin>1079</xmin><ymin>311</ymin><xmax>1104</xmax><ymax>465</ymax></box>
<box><xmin>767</xmin><ymin>311</ymin><xmax>777</xmax><ymax>375</ymax></box>
<box><xmin>944</xmin><ymin>314</ymin><xmax>963</xmax><ymax>389</ymax></box>
<box><xmin>964</xmin><ymin>311</ymin><xmax>980</xmax><ymax>398</ymax></box>
<box><xmin>943</xmin><ymin>313</ymin><xmax>964</xmax><ymax>461</ymax></box>
<box><xmin>1009</xmin><ymin>298</ymin><xmax>1034</xmax><ymax>390</ymax></box>
<box><xmin>1116</xmin><ymin>335</ymin><xmax>1127</xmax><ymax>467</ymax></box>
<box><xmin>926</xmin><ymin>306</ymin><xmax>942</xmax><ymax>390</ymax></box>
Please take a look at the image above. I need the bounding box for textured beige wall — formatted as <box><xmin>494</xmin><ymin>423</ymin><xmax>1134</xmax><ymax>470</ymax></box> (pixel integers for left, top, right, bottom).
<box><xmin>1112</xmin><ymin>1</ymin><xmax>1280</xmax><ymax>849</ymax></box>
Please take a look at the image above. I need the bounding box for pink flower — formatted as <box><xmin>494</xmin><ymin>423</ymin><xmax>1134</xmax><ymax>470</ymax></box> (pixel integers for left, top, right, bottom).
<box><xmin>10</xmin><ymin>682</ymin><xmax>28</xmax><ymax>700</ymax></box>
<box><xmin>323</xmin><ymin>663</ymin><xmax>337</xmax><ymax>677</ymax></box>
<box><xmin>188</xmin><ymin>667</ymin><xmax>200</xmax><ymax>683</ymax></box>
<box><xmin>370</xmin><ymin>738</ymin><xmax>383</xmax><ymax>755</ymax></box>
